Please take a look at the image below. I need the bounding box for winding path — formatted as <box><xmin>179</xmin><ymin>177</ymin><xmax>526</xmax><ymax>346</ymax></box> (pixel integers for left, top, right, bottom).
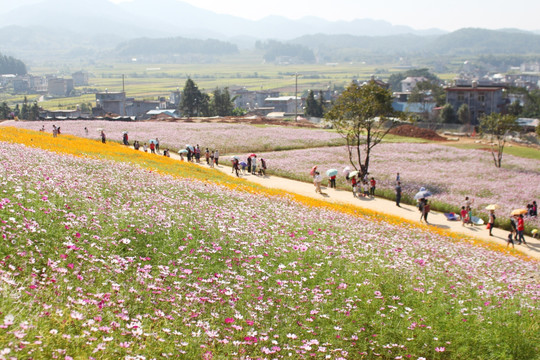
<box><xmin>189</xmin><ymin>156</ymin><xmax>540</xmax><ymax>260</ymax></box>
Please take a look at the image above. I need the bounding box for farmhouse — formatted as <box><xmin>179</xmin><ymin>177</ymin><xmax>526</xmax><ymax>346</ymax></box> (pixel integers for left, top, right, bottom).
<box><xmin>445</xmin><ymin>80</ymin><xmax>507</xmax><ymax>124</ymax></box>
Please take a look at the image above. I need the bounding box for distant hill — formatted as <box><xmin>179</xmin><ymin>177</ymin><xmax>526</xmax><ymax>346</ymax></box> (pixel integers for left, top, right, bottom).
<box><xmin>115</xmin><ymin>37</ymin><xmax>239</xmax><ymax>61</ymax></box>
<box><xmin>424</xmin><ymin>28</ymin><xmax>540</xmax><ymax>55</ymax></box>
<box><xmin>289</xmin><ymin>29</ymin><xmax>540</xmax><ymax>62</ymax></box>
<box><xmin>1</xmin><ymin>0</ymin><xmax>540</xmax><ymax>64</ymax></box>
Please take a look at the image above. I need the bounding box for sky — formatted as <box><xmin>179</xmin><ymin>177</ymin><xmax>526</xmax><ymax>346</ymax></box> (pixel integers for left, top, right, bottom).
<box><xmin>109</xmin><ymin>0</ymin><xmax>539</xmax><ymax>32</ymax></box>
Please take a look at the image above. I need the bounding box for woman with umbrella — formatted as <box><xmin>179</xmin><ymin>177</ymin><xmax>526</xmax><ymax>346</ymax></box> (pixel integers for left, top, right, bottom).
<box><xmin>326</xmin><ymin>169</ymin><xmax>338</xmax><ymax>189</ymax></box>
<box><xmin>415</xmin><ymin>188</ymin><xmax>432</xmax><ymax>223</ymax></box>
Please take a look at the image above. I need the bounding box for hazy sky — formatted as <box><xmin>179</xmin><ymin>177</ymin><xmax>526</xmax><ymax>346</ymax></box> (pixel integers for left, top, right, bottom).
<box><xmin>111</xmin><ymin>0</ymin><xmax>539</xmax><ymax>31</ymax></box>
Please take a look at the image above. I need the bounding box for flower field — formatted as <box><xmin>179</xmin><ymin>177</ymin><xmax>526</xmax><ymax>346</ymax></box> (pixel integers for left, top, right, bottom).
<box><xmin>3</xmin><ymin>120</ymin><xmax>344</xmax><ymax>154</ymax></box>
<box><xmin>0</xmin><ymin>127</ymin><xmax>538</xmax><ymax>359</ymax></box>
<box><xmin>258</xmin><ymin>143</ymin><xmax>540</xmax><ymax>230</ymax></box>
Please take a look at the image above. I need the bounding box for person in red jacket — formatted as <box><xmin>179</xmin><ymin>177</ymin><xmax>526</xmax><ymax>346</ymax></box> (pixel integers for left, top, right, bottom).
<box><xmin>516</xmin><ymin>214</ymin><xmax>526</xmax><ymax>245</ymax></box>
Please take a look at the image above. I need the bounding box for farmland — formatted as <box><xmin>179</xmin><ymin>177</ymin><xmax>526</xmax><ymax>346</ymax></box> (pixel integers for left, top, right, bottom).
<box><xmin>2</xmin><ymin>60</ymin><xmax>457</xmax><ymax>110</ymax></box>
<box><xmin>0</xmin><ymin>126</ymin><xmax>538</xmax><ymax>359</ymax></box>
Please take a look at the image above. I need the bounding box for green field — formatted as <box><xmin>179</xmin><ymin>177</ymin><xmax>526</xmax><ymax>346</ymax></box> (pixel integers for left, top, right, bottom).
<box><xmin>1</xmin><ymin>57</ymin><xmax>456</xmax><ymax>110</ymax></box>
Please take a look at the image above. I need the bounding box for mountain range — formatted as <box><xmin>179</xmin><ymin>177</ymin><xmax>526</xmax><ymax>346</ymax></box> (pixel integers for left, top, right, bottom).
<box><xmin>1</xmin><ymin>0</ymin><xmax>540</xmax><ymax>64</ymax></box>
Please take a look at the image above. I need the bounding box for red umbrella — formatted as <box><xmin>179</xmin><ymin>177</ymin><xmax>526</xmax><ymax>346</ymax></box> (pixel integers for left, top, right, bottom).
<box><xmin>250</xmin><ymin>153</ymin><xmax>257</xmax><ymax>157</ymax></box>
<box><xmin>310</xmin><ymin>165</ymin><xmax>317</xmax><ymax>176</ymax></box>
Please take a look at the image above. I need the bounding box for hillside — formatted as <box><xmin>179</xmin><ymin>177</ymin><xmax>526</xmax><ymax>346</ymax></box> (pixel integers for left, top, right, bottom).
<box><xmin>0</xmin><ymin>126</ymin><xmax>538</xmax><ymax>359</ymax></box>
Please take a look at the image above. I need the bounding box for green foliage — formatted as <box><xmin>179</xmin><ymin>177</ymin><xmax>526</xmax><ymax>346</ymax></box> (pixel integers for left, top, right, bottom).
<box><xmin>388</xmin><ymin>68</ymin><xmax>441</xmax><ymax>92</ymax></box>
<box><xmin>0</xmin><ymin>102</ymin><xmax>12</xmax><ymax>119</ymax></box>
<box><xmin>439</xmin><ymin>103</ymin><xmax>457</xmax><ymax>124</ymax></box>
<box><xmin>0</xmin><ymin>52</ymin><xmax>27</xmax><ymax>75</ymax></box>
<box><xmin>29</xmin><ymin>102</ymin><xmax>40</xmax><ymax>120</ymax></box>
<box><xmin>507</xmin><ymin>100</ymin><xmax>523</xmax><ymax>116</ymax></box>
<box><xmin>179</xmin><ymin>78</ymin><xmax>204</xmax><ymax>117</ymax></box>
<box><xmin>480</xmin><ymin>113</ymin><xmax>519</xmax><ymax>168</ymax></box>
<box><xmin>408</xmin><ymin>80</ymin><xmax>446</xmax><ymax>107</ymax></box>
<box><xmin>210</xmin><ymin>87</ymin><xmax>234</xmax><ymax>116</ymax></box>
<box><xmin>304</xmin><ymin>90</ymin><xmax>324</xmax><ymax>117</ymax></box>
<box><xmin>457</xmin><ymin>104</ymin><xmax>471</xmax><ymax>124</ymax></box>
<box><xmin>20</xmin><ymin>96</ymin><xmax>29</xmax><ymax>120</ymax></box>
<box><xmin>115</xmin><ymin>37</ymin><xmax>238</xmax><ymax>57</ymax></box>
<box><xmin>326</xmin><ymin>80</ymin><xmax>396</xmax><ymax>176</ymax></box>
<box><xmin>256</xmin><ymin>40</ymin><xmax>315</xmax><ymax>63</ymax></box>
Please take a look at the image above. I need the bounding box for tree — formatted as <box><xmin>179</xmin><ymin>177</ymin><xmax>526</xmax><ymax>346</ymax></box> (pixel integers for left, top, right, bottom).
<box><xmin>457</xmin><ymin>104</ymin><xmax>471</xmax><ymax>125</ymax></box>
<box><xmin>318</xmin><ymin>90</ymin><xmax>325</xmax><ymax>116</ymax></box>
<box><xmin>179</xmin><ymin>78</ymin><xmax>204</xmax><ymax>117</ymax></box>
<box><xmin>439</xmin><ymin>103</ymin><xmax>457</xmax><ymax>123</ymax></box>
<box><xmin>0</xmin><ymin>102</ymin><xmax>11</xmax><ymax>119</ymax></box>
<box><xmin>408</xmin><ymin>80</ymin><xmax>446</xmax><ymax>107</ymax></box>
<box><xmin>326</xmin><ymin>81</ymin><xmax>397</xmax><ymax>177</ymax></box>
<box><xmin>30</xmin><ymin>102</ymin><xmax>40</xmax><ymax>120</ymax></box>
<box><xmin>80</xmin><ymin>102</ymin><xmax>93</xmax><ymax>114</ymax></box>
<box><xmin>480</xmin><ymin>113</ymin><xmax>519</xmax><ymax>168</ymax></box>
<box><xmin>20</xmin><ymin>96</ymin><xmax>29</xmax><ymax>120</ymax></box>
<box><xmin>210</xmin><ymin>87</ymin><xmax>234</xmax><ymax>116</ymax></box>
<box><xmin>304</xmin><ymin>90</ymin><xmax>323</xmax><ymax>117</ymax></box>
<box><xmin>507</xmin><ymin>100</ymin><xmax>523</xmax><ymax>116</ymax></box>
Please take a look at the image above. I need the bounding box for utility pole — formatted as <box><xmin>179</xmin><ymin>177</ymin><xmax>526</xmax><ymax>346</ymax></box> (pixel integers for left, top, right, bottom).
<box><xmin>293</xmin><ymin>72</ymin><xmax>301</xmax><ymax>121</ymax></box>
<box><xmin>122</xmin><ymin>74</ymin><xmax>126</xmax><ymax>116</ymax></box>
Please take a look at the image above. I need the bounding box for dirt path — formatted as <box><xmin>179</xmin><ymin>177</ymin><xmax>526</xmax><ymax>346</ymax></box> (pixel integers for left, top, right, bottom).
<box><xmin>169</xmin><ymin>152</ymin><xmax>539</xmax><ymax>260</ymax></box>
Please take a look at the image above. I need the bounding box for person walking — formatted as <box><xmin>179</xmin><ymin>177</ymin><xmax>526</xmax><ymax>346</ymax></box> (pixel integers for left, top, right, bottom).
<box><xmin>351</xmin><ymin>175</ymin><xmax>358</xmax><ymax>198</ymax></box>
<box><xmin>214</xmin><ymin>150</ymin><xmax>219</xmax><ymax>166</ymax></box>
<box><xmin>259</xmin><ymin>158</ymin><xmax>267</xmax><ymax>176</ymax></box>
<box><xmin>516</xmin><ymin>214</ymin><xmax>526</xmax><ymax>245</ymax></box>
<box><xmin>329</xmin><ymin>174</ymin><xmax>336</xmax><ymax>189</ymax></box>
<box><xmin>487</xmin><ymin>210</ymin><xmax>496</xmax><ymax>236</ymax></box>
<box><xmin>205</xmin><ymin>148</ymin><xmax>210</xmax><ymax>165</ymax></box>
<box><xmin>423</xmin><ymin>199</ymin><xmax>430</xmax><ymax>223</ymax></box>
<box><xmin>232</xmin><ymin>159</ymin><xmax>240</xmax><ymax>177</ymax></box>
<box><xmin>313</xmin><ymin>171</ymin><xmax>323</xmax><ymax>194</ymax></box>
<box><xmin>149</xmin><ymin>142</ymin><xmax>155</xmax><ymax>154</ymax></box>
<box><xmin>100</xmin><ymin>130</ymin><xmax>106</xmax><ymax>143</ymax></box>
<box><xmin>395</xmin><ymin>181</ymin><xmax>402</xmax><ymax>207</ymax></box>
<box><xmin>155</xmin><ymin>138</ymin><xmax>160</xmax><ymax>153</ymax></box>
<box><xmin>195</xmin><ymin>145</ymin><xmax>201</xmax><ymax>163</ymax></box>
<box><xmin>251</xmin><ymin>156</ymin><xmax>257</xmax><ymax>175</ymax></box>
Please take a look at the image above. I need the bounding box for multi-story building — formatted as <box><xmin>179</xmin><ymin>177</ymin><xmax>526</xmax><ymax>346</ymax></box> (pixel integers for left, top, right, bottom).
<box><xmin>48</xmin><ymin>78</ymin><xmax>74</xmax><ymax>96</ymax></box>
<box><xmin>445</xmin><ymin>80</ymin><xmax>507</xmax><ymax>124</ymax></box>
<box><xmin>72</xmin><ymin>71</ymin><xmax>89</xmax><ymax>86</ymax></box>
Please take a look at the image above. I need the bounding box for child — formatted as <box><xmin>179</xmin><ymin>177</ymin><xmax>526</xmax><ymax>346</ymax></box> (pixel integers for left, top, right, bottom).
<box><xmin>363</xmin><ymin>181</ymin><xmax>370</xmax><ymax>197</ymax></box>
<box><xmin>507</xmin><ymin>232</ymin><xmax>515</xmax><ymax>248</ymax></box>
<box><xmin>357</xmin><ymin>180</ymin><xmax>364</xmax><ymax>197</ymax></box>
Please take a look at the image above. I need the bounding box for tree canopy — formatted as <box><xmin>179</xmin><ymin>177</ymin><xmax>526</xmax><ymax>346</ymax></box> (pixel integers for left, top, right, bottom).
<box><xmin>0</xmin><ymin>53</ymin><xmax>27</xmax><ymax>75</ymax></box>
<box><xmin>179</xmin><ymin>78</ymin><xmax>204</xmax><ymax>117</ymax></box>
<box><xmin>326</xmin><ymin>81</ymin><xmax>397</xmax><ymax>177</ymax></box>
<box><xmin>480</xmin><ymin>113</ymin><xmax>519</xmax><ymax>168</ymax></box>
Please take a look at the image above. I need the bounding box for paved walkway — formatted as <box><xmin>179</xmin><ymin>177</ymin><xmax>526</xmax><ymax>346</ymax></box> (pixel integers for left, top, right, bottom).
<box><xmin>170</xmin><ymin>154</ymin><xmax>540</xmax><ymax>260</ymax></box>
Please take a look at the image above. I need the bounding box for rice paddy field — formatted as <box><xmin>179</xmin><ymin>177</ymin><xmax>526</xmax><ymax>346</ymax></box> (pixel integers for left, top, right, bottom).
<box><xmin>0</xmin><ymin>126</ymin><xmax>538</xmax><ymax>359</ymax></box>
